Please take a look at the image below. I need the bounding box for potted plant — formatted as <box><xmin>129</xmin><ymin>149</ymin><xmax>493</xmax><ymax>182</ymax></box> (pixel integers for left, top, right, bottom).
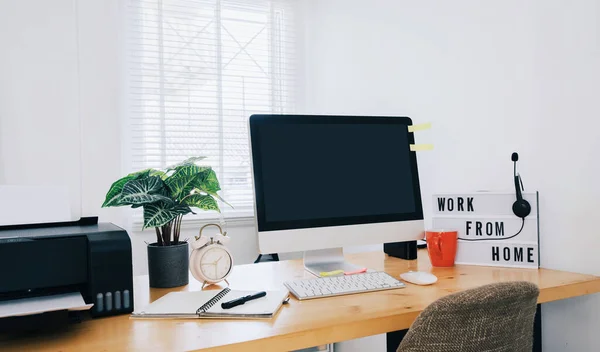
<box><xmin>102</xmin><ymin>157</ymin><xmax>228</xmax><ymax>288</ymax></box>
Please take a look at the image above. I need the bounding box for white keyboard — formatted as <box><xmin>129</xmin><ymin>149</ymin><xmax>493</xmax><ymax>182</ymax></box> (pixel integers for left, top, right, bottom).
<box><xmin>284</xmin><ymin>271</ymin><xmax>405</xmax><ymax>300</ymax></box>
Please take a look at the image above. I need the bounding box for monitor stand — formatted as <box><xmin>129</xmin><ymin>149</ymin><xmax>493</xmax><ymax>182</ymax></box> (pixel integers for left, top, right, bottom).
<box><xmin>303</xmin><ymin>248</ymin><xmax>363</xmax><ymax>277</ymax></box>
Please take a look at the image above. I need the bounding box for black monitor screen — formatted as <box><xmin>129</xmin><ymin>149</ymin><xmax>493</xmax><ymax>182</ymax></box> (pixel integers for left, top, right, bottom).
<box><xmin>250</xmin><ymin>115</ymin><xmax>423</xmax><ymax>231</ymax></box>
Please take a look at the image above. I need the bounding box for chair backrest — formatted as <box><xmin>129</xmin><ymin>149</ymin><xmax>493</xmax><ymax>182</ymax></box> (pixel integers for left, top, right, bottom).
<box><xmin>398</xmin><ymin>281</ymin><xmax>539</xmax><ymax>352</ymax></box>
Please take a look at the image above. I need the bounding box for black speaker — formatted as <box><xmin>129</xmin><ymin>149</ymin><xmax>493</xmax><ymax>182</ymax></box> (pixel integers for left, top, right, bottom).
<box><xmin>384</xmin><ymin>241</ymin><xmax>418</xmax><ymax>260</ymax></box>
<box><xmin>254</xmin><ymin>253</ymin><xmax>279</xmax><ymax>263</ymax></box>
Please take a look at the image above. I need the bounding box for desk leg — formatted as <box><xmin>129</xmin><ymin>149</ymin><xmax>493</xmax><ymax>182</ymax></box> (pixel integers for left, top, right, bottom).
<box><xmin>386</xmin><ymin>330</ymin><xmax>408</xmax><ymax>352</ymax></box>
<box><xmin>386</xmin><ymin>305</ymin><xmax>542</xmax><ymax>352</ymax></box>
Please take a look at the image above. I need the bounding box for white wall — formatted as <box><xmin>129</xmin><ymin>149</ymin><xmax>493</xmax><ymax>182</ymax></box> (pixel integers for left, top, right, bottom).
<box><xmin>531</xmin><ymin>1</ymin><xmax>600</xmax><ymax>349</ymax></box>
<box><xmin>0</xmin><ymin>0</ymin><xmax>82</xmax><ymax>219</ymax></box>
<box><xmin>2</xmin><ymin>0</ymin><xmax>600</xmax><ymax>350</ymax></box>
<box><xmin>303</xmin><ymin>0</ymin><xmax>600</xmax><ymax>350</ymax></box>
<box><xmin>76</xmin><ymin>0</ymin><xmax>124</xmax><ymax>219</ymax></box>
<box><xmin>0</xmin><ymin>0</ymin><xmax>125</xmax><ymax>223</ymax></box>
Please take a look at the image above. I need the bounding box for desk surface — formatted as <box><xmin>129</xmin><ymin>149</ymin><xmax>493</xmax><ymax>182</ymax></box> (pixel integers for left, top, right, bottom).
<box><xmin>2</xmin><ymin>250</ymin><xmax>600</xmax><ymax>352</ymax></box>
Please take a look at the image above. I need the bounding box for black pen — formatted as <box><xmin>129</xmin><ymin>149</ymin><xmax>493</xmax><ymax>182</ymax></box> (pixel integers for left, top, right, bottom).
<box><xmin>221</xmin><ymin>291</ymin><xmax>267</xmax><ymax>309</ymax></box>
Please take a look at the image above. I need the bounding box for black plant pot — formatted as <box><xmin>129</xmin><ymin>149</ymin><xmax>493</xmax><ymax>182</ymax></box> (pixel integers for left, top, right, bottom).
<box><xmin>147</xmin><ymin>242</ymin><xmax>189</xmax><ymax>288</ymax></box>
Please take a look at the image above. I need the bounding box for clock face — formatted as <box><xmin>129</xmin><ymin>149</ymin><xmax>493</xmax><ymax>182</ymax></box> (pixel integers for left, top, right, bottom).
<box><xmin>199</xmin><ymin>246</ymin><xmax>232</xmax><ymax>281</ymax></box>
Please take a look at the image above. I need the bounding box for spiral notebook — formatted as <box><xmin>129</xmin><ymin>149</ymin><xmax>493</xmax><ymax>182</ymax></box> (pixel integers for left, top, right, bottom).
<box><xmin>131</xmin><ymin>288</ymin><xmax>289</xmax><ymax>319</ymax></box>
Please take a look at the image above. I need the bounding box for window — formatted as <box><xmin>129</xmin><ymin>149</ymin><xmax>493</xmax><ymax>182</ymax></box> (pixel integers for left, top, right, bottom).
<box><xmin>125</xmin><ymin>0</ymin><xmax>297</xmax><ymax>220</ymax></box>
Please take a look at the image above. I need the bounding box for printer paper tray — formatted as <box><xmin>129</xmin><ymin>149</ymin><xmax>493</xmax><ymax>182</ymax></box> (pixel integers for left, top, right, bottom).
<box><xmin>0</xmin><ymin>292</ymin><xmax>93</xmax><ymax>318</ymax></box>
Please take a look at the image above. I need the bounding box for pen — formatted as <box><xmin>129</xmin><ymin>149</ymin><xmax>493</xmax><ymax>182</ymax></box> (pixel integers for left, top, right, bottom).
<box><xmin>221</xmin><ymin>291</ymin><xmax>267</xmax><ymax>309</ymax></box>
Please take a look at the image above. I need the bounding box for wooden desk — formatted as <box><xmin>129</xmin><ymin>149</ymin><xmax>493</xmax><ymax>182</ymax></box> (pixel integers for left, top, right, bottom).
<box><xmin>2</xmin><ymin>250</ymin><xmax>600</xmax><ymax>352</ymax></box>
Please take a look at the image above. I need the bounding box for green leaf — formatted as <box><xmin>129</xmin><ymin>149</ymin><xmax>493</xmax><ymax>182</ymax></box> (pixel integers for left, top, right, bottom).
<box><xmin>196</xmin><ymin>190</ymin><xmax>232</xmax><ymax>208</ymax></box>
<box><xmin>127</xmin><ymin>168</ymin><xmax>167</xmax><ymax>180</ymax></box>
<box><xmin>102</xmin><ymin>175</ymin><xmax>135</xmax><ymax>207</ymax></box>
<box><xmin>165</xmin><ymin>164</ymin><xmax>210</xmax><ymax>200</ymax></box>
<box><xmin>142</xmin><ymin>200</ymin><xmax>193</xmax><ymax>229</ymax></box>
<box><xmin>172</xmin><ymin>203</ymin><xmax>194</xmax><ymax>216</ymax></box>
<box><xmin>166</xmin><ymin>156</ymin><xmax>207</xmax><ymax>171</ymax></box>
<box><xmin>193</xmin><ymin>168</ymin><xmax>233</xmax><ymax>208</ymax></box>
<box><xmin>121</xmin><ymin>176</ymin><xmax>170</xmax><ymax>205</ymax></box>
<box><xmin>142</xmin><ymin>201</ymin><xmax>180</xmax><ymax>229</ymax></box>
<box><xmin>197</xmin><ymin>168</ymin><xmax>221</xmax><ymax>193</ymax></box>
<box><xmin>102</xmin><ymin>169</ymin><xmax>154</xmax><ymax>207</ymax></box>
<box><xmin>149</xmin><ymin>169</ymin><xmax>168</xmax><ymax>180</ymax></box>
<box><xmin>184</xmin><ymin>194</ymin><xmax>220</xmax><ymax>212</ymax></box>
<box><xmin>127</xmin><ymin>169</ymin><xmax>152</xmax><ymax>178</ymax></box>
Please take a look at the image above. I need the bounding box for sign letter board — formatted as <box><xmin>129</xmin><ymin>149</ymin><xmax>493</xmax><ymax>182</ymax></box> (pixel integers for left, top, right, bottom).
<box><xmin>432</xmin><ymin>192</ymin><xmax>539</xmax><ymax>269</ymax></box>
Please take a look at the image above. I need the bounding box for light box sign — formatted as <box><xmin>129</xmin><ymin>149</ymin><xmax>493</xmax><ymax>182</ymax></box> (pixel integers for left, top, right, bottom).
<box><xmin>431</xmin><ymin>192</ymin><xmax>539</xmax><ymax>269</ymax></box>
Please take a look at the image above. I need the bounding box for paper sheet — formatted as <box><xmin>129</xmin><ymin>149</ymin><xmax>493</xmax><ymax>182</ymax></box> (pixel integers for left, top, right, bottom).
<box><xmin>0</xmin><ymin>186</ymin><xmax>72</xmax><ymax>226</ymax></box>
<box><xmin>408</xmin><ymin>122</ymin><xmax>432</xmax><ymax>133</ymax></box>
<box><xmin>410</xmin><ymin>144</ymin><xmax>434</xmax><ymax>151</ymax></box>
<box><xmin>0</xmin><ymin>292</ymin><xmax>93</xmax><ymax>318</ymax></box>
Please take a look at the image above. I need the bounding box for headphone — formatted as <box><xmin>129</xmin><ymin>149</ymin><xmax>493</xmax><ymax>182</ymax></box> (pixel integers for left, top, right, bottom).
<box><xmin>461</xmin><ymin>152</ymin><xmax>530</xmax><ymax>241</ymax></box>
<box><xmin>511</xmin><ymin>152</ymin><xmax>531</xmax><ymax>219</ymax></box>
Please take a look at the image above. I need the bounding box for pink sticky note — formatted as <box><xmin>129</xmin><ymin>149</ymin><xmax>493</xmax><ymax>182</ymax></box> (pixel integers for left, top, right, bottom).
<box><xmin>344</xmin><ymin>268</ymin><xmax>367</xmax><ymax>275</ymax></box>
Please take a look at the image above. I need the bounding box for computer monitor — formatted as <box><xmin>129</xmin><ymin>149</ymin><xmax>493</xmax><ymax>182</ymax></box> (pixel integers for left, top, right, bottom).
<box><xmin>249</xmin><ymin>115</ymin><xmax>424</xmax><ymax>276</ymax></box>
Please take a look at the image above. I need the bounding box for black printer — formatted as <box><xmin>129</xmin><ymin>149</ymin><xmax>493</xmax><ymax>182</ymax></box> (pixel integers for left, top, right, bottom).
<box><xmin>0</xmin><ymin>217</ymin><xmax>133</xmax><ymax>330</ymax></box>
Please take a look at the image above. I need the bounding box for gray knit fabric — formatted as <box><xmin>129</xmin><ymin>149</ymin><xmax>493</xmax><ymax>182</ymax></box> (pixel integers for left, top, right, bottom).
<box><xmin>397</xmin><ymin>281</ymin><xmax>539</xmax><ymax>352</ymax></box>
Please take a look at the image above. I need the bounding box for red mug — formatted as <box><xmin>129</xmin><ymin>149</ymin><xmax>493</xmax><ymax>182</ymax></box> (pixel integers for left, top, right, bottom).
<box><xmin>426</xmin><ymin>229</ymin><xmax>458</xmax><ymax>267</ymax></box>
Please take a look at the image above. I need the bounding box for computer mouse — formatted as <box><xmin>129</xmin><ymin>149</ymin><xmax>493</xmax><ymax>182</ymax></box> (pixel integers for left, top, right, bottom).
<box><xmin>399</xmin><ymin>271</ymin><xmax>438</xmax><ymax>286</ymax></box>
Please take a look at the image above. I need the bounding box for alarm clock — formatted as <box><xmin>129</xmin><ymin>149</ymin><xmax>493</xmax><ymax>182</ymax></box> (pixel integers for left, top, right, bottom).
<box><xmin>189</xmin><ymin>223</ymin><xmax>233</xmax><ymax>289</ymax></box>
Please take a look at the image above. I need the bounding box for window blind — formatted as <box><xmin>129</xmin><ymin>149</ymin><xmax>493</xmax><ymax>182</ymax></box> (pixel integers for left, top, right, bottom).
<box><xmin>125</xmin><ymin>0</ymin><xmax>297</xmax><ymax>219</ymax></box>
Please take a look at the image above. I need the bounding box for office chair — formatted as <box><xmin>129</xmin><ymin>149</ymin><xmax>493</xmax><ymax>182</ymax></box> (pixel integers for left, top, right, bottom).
<box><xmin>397</xmin><ymin>281</ymin><xmax>539</xmax><ymax>352</ymax></box>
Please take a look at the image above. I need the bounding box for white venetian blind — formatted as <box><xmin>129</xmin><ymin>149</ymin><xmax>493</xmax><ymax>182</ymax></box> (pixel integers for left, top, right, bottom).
<box><xmin>126</xmin><ymin>0</ymin><xmax>297</xmax><ymax>219</ymax></box>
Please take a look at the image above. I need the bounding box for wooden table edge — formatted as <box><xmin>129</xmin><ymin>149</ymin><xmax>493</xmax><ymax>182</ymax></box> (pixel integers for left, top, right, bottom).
<box><xmin>537</xmin><ymin>279</ymin><xmax>600</xmax><ymax>303</ymax></box>
<box><xmin>193</xmin><ymin>277</ymin><xmax>600</xmax><ymax>352</ymax></box>
<box><xmin>203</xmin><ymin>312</ymin><xmax>421</xmax><ymax>352</ymax></box>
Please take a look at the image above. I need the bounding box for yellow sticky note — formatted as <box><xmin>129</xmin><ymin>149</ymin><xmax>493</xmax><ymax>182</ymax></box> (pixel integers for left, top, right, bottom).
<box><xmin>320</xmin><ymin>269</ymin><xmax>344</xmax><ymax>277</ymax></box>
<box><xmin>408</xmin><ymin>122</ymin><xmax>432</xmax><ymax>133</ymax></box>
<box><xmin>410</xmin><ymin>144</ymin><xmax>434</xmax><ymax>151</ymax></box>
